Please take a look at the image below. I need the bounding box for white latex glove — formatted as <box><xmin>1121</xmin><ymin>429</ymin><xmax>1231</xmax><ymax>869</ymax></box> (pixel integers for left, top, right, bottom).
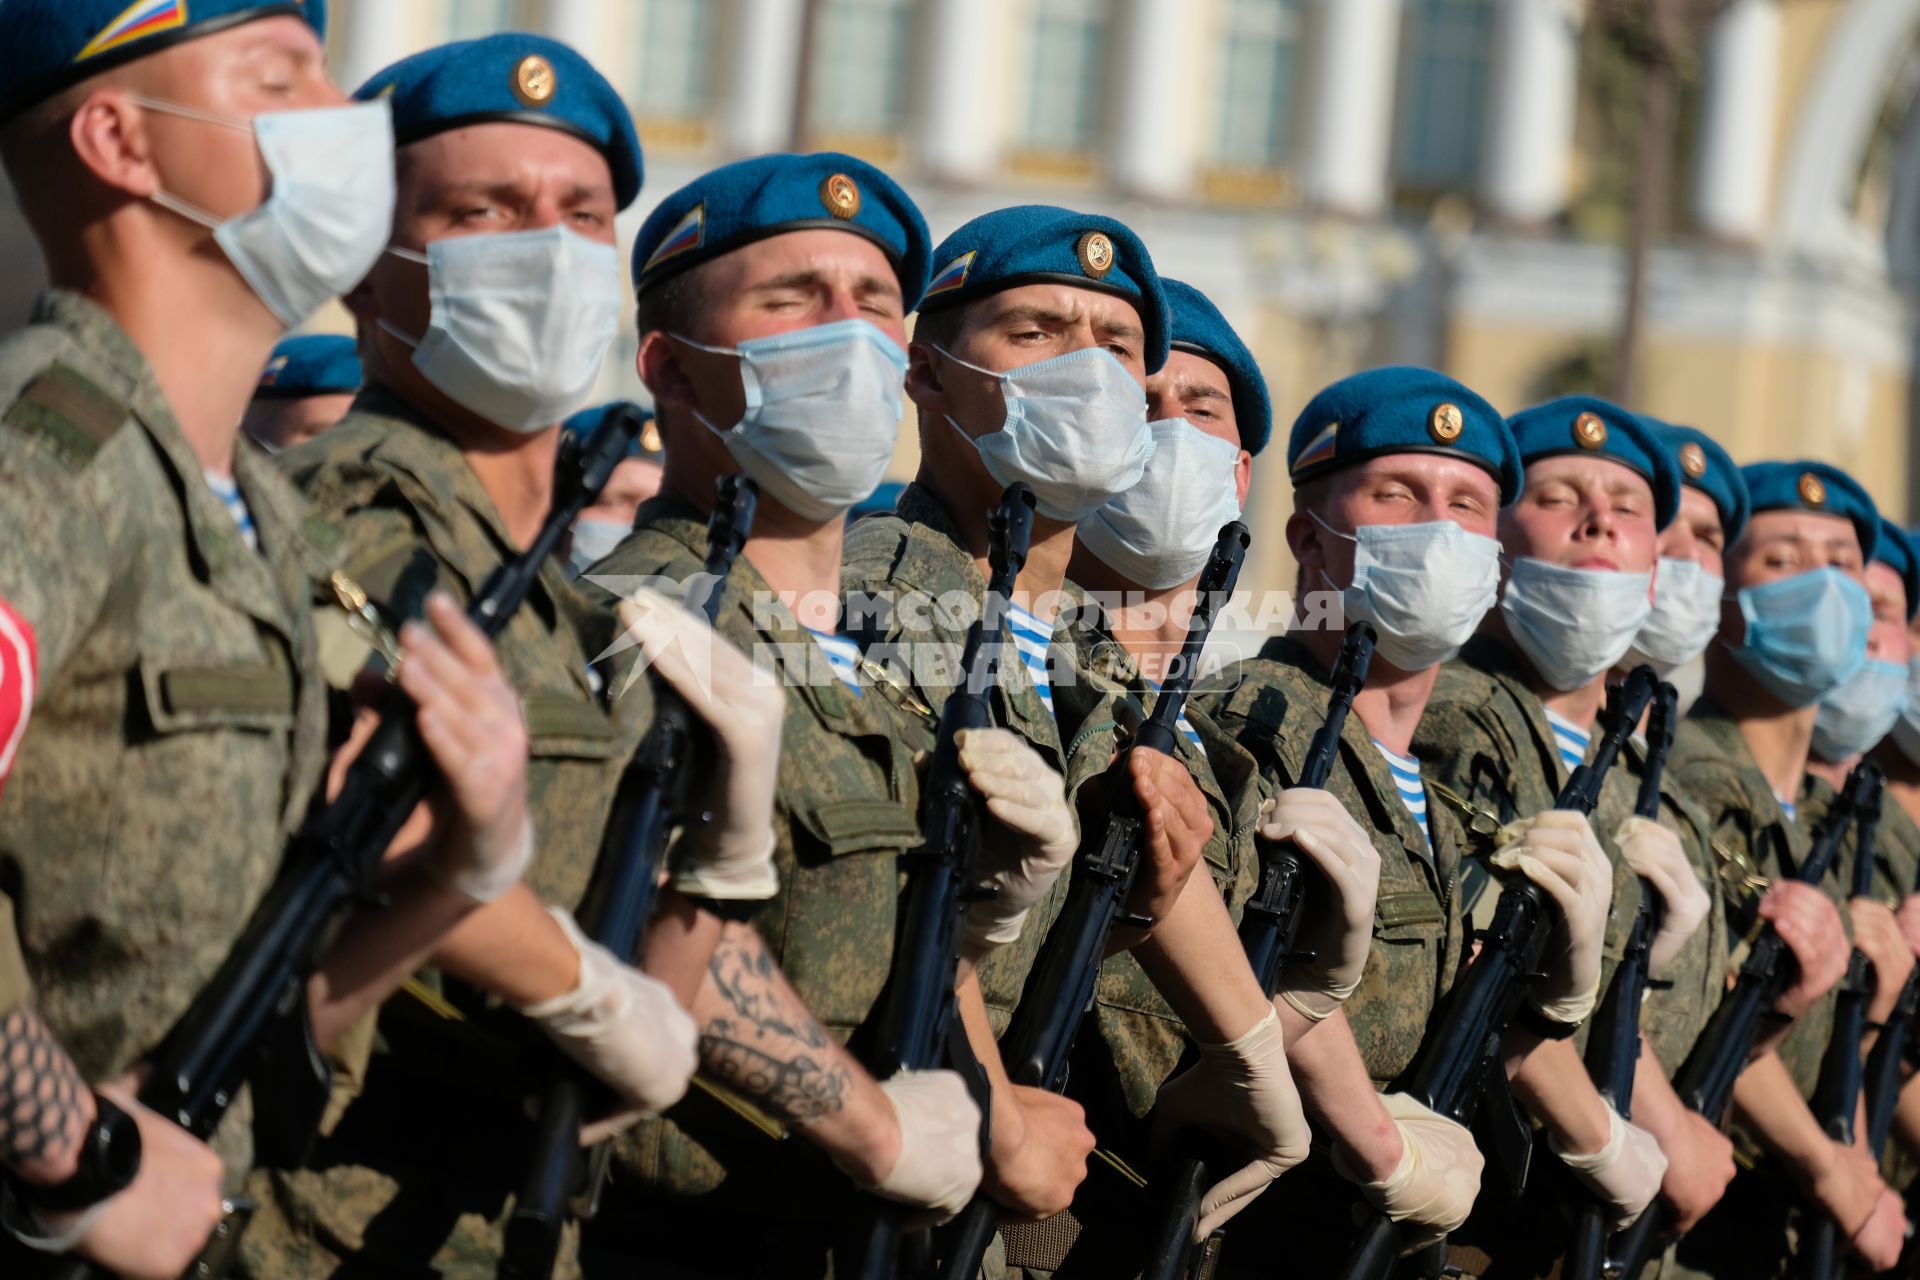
<box><xmin>1490</xmin><ymin>810</ymin><xmax>1611</xmax><ymax>1025</ymax></box>
<box><xmin>1551</xmin><ymin>1102</ymin><xmax>1668</xmax><ymax>1230</ymax></box>
<box><xmin>833</xmin><ymin>1069</ymin><xmax>984</xmax><ymax>1219</ymax></box>
<box><xmin>517</xmin><ymin>908</ymin><xmax>699</xmax><ymax>1129</ymax></box>
<box><xmin>1150</xmin><ymin>1008</ymin><xmax>1310</xmax><ymax>1239</ymax></box>
<box><xmin>1330</xmin><ymin>1093</ymin><xmax>1484</xmax><ymax>1249</ymax></box>
<box><xmin>957</xmin><ymin>727</ymin><xmax>1077</xmax><ymax>951</ymax></box>
<box><xmin>1257</xmin><ymin>787</ymin><xmax>1381</xmax><ymax>1020</ymax></box>
<box><xmin>1614</xmin><ymin>815</ymin><xmax>1710</xmax><ymax>978</ymax></box>
<box><xmin>614</xmin><ymin>592</ymin><xmax>782</xmax><ymax>901</ymax></box>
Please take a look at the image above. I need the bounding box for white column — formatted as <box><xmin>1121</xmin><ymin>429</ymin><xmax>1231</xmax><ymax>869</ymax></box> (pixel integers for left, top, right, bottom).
<box><xmin>1692</xmin><ymin>0</ymin><xmax>1783</xmax><ymax>243</ymax></box>
<box><xmin>1300</xmin><ymin>0</ymin><xmax>1403</xmax><ymax>216</ymax></box>
<box><xmin>1479</xmin><ymin>0</ymin><xmax>1583</xmax><ymax>225</ymax></box>
<box><xmin>1109</xmin><ymin>0</ymin><xmax>1196</xmax><ymax>198</ymax></box>
<box><xmin>335</xmin><ymin>0</ymin><xmax>414</xmax><ymax>88</ymax></box>
<box><xmin>915</xmin><ymin>0</ymin><xmax>1003</xmax><ymax>183</ymax></box>
<box><xmin>541</xmin><ymin>0</ymin><xmax>603</xmax><ymax>52</ymax></box>
<box><xmin>722</xmin><ymin>0</ymin><xmax>807</xmax><ymax>156</ymax></box>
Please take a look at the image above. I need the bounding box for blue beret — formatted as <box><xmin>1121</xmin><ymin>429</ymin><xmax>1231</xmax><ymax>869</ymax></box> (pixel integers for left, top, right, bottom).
<box><xmin>848</xmin><ymin>479</ymin><xmax>908</xmax><ymax>525</ymax></box>
<box><xmin>1507</xmin><ymin>396</ymin><xmax>1683</xmax><ymax>531</ymax></box>
<box><xmin>1162</xmin><ymin>279</ymin><xmax>1271</xmax><ymax>455</ymax></box>
<box><xmin>1643</xmin><ymin>419</ymin><xmax>1748</xmax><ymax>546</ymax></box>
<box><xmin>1870</xmin><ymin>519</ymin><xmax>1920</xmax><ymax>621</ymax></box>
<box><xmin>0</xmin><ymin>1</ymin><xmax>324</xmax><ymax>123</ymax></box>
<box><xmin>920</xmin><ymin>205</ymin><xmax>1171</xmax><ymax>373</ymax></box>
<box><xmin>633</xmin><ymin>153</ymin><xmax>930</xmax><ymax>305</ymax></box>
<box><xmin>1738</xmin><ymin>461</ymin><xmax>1881</xmax><ymax>561</ymax></box>
<box><xmin>356</xmin><ymin>34</ymin><xmax>642</xmax><ymax>209</ymax></box>
<box><xmin>1288</xmin><ymin>366</ymin><xmax>1521</xmax><ymax>505</ymax></box>
<box><xmin>254</xmin><ymin>334</ymin><xmax>359</xmax><ymax>399</ymax></box>
<box><xmin>562</xmin><ymin>401</ymin><xmax>661</xmax><ymax>462</ymax></box>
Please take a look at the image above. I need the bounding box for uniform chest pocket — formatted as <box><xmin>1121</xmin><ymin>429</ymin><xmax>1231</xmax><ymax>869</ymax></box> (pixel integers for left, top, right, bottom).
<box><xmin>138</xmin><ymin>653</ymin><xmax>296</xmax><ymax>734</ymax></box>
<box><xmin>791</xmin><ymin>797</ymin><xmax>924</xmax><ymax>860</ymax></box>
<box><xmin>1375</xmin><ymin>891</ymin><xmax>1446</xmax><ymax>932</ymax></box>
<box><xmin>523</xmin><ymin>694</ymin><xmax>620</xmax><ymax>761</ymax></box>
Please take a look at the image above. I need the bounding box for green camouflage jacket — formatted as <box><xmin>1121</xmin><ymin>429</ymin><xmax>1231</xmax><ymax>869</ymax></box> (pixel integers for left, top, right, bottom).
<box><xmin>1196</xmin><ymin>635</ymin><xmax>1466</xmax><ymax>1087</ymax></box>
<box><xmin>578</xmin><ymin>493</ymin><xmax>932</xmax><ymax>1203</ymax></box>
<box><xmin>0</xmin><ymin>291</ymin><xmax>332</xmax><ymax>1092</ymax></box>
<box><xmin>841</xmin><ymin>482</ymin><xmax>1067</xmax><ymax>1028</ymax></box>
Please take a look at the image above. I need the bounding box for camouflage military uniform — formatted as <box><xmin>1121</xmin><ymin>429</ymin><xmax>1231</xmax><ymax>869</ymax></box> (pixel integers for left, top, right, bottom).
<box><xmin>1662</xmin><ymin>697</ymin><xmax>1852</xmax><ymax>1279</ymax></box>
<box><xmin>0</xmin><ymin>898</ymin><xmax>28</xmax><ymax>1019</ymax></box>
<box><xmin>239</xmin><ymin>389</ymin><xmax>634</xmax><ymax>1278</ymax></box>
<box><xmin>570</xmin><ymin>492</ymin><xmax>934</xmax><ymax>1274</ymax></box>
<box><xmin>1182</xmin><ymin>634</ymin><xmax>1467</xmax><ymax>1276</ymax></box>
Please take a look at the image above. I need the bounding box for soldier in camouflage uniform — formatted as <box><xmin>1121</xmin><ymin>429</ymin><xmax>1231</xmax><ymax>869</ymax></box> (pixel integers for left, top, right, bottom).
<box><xmin>1661</xmin><ymin>460</ymin><xmax>1903</xmax><ymax>1275</ymax></box>
<box><xmin>0</xmin><ymin>4</ymin><xmax>542</xmax><ymax>1275</ymax></box>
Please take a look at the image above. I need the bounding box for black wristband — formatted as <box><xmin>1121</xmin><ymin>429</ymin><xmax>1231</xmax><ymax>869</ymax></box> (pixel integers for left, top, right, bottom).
<box><xmin>16</xmin><ymin>1093</ymin><xmax>142</xmax><ymax>1214</ymax></box>
<box><xmin>1515</xmin><ymin>1003</ymin><xmax>1581</xmax><ymax>1041</ymax></box>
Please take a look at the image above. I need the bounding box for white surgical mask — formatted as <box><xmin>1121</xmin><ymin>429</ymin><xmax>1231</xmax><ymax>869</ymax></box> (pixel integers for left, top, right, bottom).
<box><xmin>136</xmin><ymin>96</ymin><xmax>396</xmax><ymax>327</ymax></box>
<box><xmin>936</xmin><ymin>345</ymin><xmax>1153</xmax><ymax>522</ymax></box>
<box><xmin>1891</xmin><ymin>657</ymin><xmax>1920</xmax><ymax>765</ymax></box>
<box><xmin>1077</xmin><ymin>418</ymin><xmax>1240</xmax><ymax>588</ymax></box>
<box><xmin>383</xmin><ymin>225</ymin><xmax>622</xmax><ymax>434</ymax></box>
<box><xmin>567</xmin><ymin>517</ymin><xmax>632</xmax><ymax>579</ymax></box>
<box><xmin>1500</xmin><ymin>558</ymin><xmax>1654</xmax><ymax>692</ymax></box>
<box><xmin>1313</xmin><ymin>514</ymin><xmax>1504</xmax><ymax>672</ymax></box>
<box><xmin>1810</xmin><ymin>659</ymin><xmax>1910</xmax><ymax>761</ymax></box>
<box><xmin>1624</xmin><ymin>556</ymin><xmax>1724</xmax><ymax>674</ymax></box>
<box><xmin>676</xmin><ymin>319</ymin><xmax>906</xmax><ymax>522</ymax></box>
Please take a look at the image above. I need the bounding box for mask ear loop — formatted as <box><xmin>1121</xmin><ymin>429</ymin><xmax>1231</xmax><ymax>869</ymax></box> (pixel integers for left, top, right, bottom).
<box><xmin>660</xmin><ymin>333</ymin><xmax>749</xmax><ymax>441</ymax></box>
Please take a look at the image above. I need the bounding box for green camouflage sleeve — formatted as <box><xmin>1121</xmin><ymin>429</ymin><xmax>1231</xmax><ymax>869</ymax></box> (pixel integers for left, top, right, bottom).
<box><xmin>0</xmin><ymin>895</ymin><xmax>28</xmax><ymax>1017</ymax></box>
<box><xmin>0</xmin><ymin>431</ymin><xmax>113</xmax><ymax>692</ymax></box>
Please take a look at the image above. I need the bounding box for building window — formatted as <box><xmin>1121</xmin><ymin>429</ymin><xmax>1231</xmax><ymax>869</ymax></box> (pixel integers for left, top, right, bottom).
<box><xmin>632</xmin><ymin>0</ymin><xmax>717</xmax><ymax>122</ymax></box>
<box><xmin>1213</xmin><ymin>0</ymin><xmax>1302</xmax><ymax>170</ymax></box>
<box><xmin>1018</xmin><ymin>0</ymin><xmax>1110</xmax><ymax>154</ymax></box>
<box><xmin>436</xmin><ymin>0</ymin><xmax>515</xmax><ymax>41</ymax></box>
<box><xmin>808</xmin><ymin>0</ymin><xmax>917</xmax><ymax>142</ymax></box>
<box><xmin>1395</xmin><ymin>0</ymin><xmax>1495</xmax><ymax>192</ymax></box>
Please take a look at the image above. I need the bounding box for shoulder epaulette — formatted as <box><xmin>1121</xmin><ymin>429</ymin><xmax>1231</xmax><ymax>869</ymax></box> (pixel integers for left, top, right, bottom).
<box><xmin>2</xmin><ymin>363</ymin><xmax>128</xmax><ymax>466</ymax></box>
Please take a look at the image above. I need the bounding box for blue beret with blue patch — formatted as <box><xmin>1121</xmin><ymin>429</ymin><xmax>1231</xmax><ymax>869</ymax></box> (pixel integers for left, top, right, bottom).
<box><xmin>632</xmin><ymin>152</ymin><xmax>930</xmax><ymax>305</ymax></box>
<box><xmin>563</xmin><ymin>401</ymin><xmax>661</xmax><ymax>462</ymax></box>
<box><xmin>1643</xmin><ymin>419</ymin><xmax>1748</xmax><ymax>546</ymax></box>
<box><xmin>0</xmin><ymin>0</ymin><xmax>325</xmax><ymax>122</ymax></box>
<box><xmin>1163</xmin><ymin>279</ymin><xmax>1270</xmax><ymax>455</ymax></box>
<box><xmin>1739</xmin><ymin>460</ymin><xmax>1881</xmax><ymax>561</ymax></box>
<box><xmin>254</xmin><ymin>333</ymin><xmax>358</xmax><ymax>399</ymax></box>
<box><xmin>1507</xmin><ymin>395</ymin><xmax>1683</xmax><ymax>531</ymax></box>
<box><xmin>356</xmin><ymin>34</ymin><xmax>642</xmax><ymax>209</ymax></box>
<box><xmin>1288</xmin><ymin>366</ymin><xmax>1521</xmax><ymax>505</ymax></box>
<box><xmin>1871</xmin><ymin>519</ymin><xmax>1919</xmax><ymax>621</ymax></box>
<box><xmin>919</xmin><ymin>205</ymin><xmax>1171</xmax><ymax>373</ymax></box>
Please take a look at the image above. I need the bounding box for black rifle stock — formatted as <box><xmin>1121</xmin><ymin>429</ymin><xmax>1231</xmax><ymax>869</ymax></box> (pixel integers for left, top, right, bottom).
<box><xmin>937</xmin><ymin>523</ymin><xmax>1250</xmax><ymax>1279</ymax></box>
<box><xmin>498</xmin><ymin>475</ymin><xmax>757</xmax><ymax>1280</ymax></box>
<box><xmin>1340</xmin><ymin>665</ymin><xmax>1661</xmax><ymax>1280</ymax></box>
<box><xmin>1606</xmin><ymin>761</ymin><xmax>1884</xmax><ymax>1280</ymax></box>
<box><xmin>849</xmin><ymin>483</ymin><xmax>1035</xmax><ymax>1280</ymax></box>
<box><xmin>1138</xmin><ymin>619</ymin><xmax>1377</xmax><ymax>1280</ymax></box>
<box><xmin>35</xmin><ymin>408</ymin><xmax>646</xmax><ymax>1280</ymax></box>
<box><xmin>1565</xmin><ymin>681</ymin><xmax>1678</xmax><ymax>1280</ymax></box>
<box><xmin>1794</xmin><ymin>769</ymin><xmax>1885</xmax><ymax>1280</ymax></box>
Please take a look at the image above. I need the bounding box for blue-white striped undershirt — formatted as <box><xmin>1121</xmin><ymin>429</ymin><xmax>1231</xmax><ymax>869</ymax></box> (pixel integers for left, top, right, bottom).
<box><xmin>806</xmin><ymin>626</ymin><xmax>864</xmax><ymax>694</ymax></box>
<box><xmin>1778</xmin><ymin>795</ymin><xmax>1798</xmax><ymax>824</ymax></box>
<box><xmin>1372</xmin><ymin>738</ymin><xmax>1431</xmax><ymax>851</ymax></box>
<box><xmin>1005</xmin><ymin>601</ymin><xmax>1055</xmax><ymax>716</ymax></box>
<box><xmin>203</xmin><ymin>469</ymin><xmax>257</xmax><ymax>551</ymax></box>
<box><xmin>1544</xmin><ymin>708</ymin><xmax>1592</xmax><ymax>777</ymax></box>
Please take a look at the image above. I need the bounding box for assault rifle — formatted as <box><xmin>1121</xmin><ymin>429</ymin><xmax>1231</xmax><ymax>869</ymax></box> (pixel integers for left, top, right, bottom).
<box><xmin>849</xmin><ymin>483</ymin><xmax>1035</xmax><ymax>1280</ymax></box>
<box><xmin>938</xmin><ymin>521</ymin><xmax>1251</xmax><ymax>1279</ymax></box>
<box><xmin>1339</xmin><ymin>665</ymin><xmax>1660</xmax><ymax>1280</ymax></box>
<box><xmin>43</xmin><ymin>407</ymin><xmax>646</xmax><ymax>1280</ymax></box>
<box><xmin>1863</xmin><ymin>841</ymin><xmax>1920</xmax><ymax>1161</ymax></box>
<box><xmin>1794</xmin><ymin>767</ymin><xmax>1885</xmax><ymax>1280</ymax></box>
<box><xmin>499</xmin><ymin>475</ymin><xmax>758</xmax><ymax>1279</ymax></box>
<box><xmin>1606</xmin><ymin>761</ymin><xmax>1885</xmax><ymax>1280</ymax></box>
<box><xmin>1142</xmin><ymin>619</ymin><xmax>1378</xmax><ymax>1280</ymax></box>
<box><xmin>1565</xmin><ymin>680</ymin><xmax>1678</xmax><ymax>1280</ymax></box>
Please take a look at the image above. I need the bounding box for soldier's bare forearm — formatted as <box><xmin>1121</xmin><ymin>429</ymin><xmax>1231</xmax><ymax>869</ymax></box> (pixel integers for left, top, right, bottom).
<box><xmin>0</xmin><ymin>1006</ymin><xmax>93</xmax><ymax>1184</ymax></box>
<box><xmin>308</xmin><ymin>860</ymin><xmax>477</xmax><ymax>1051</ymax></box>
<box><xmin>1131</xmin><ymin>869</ymin><xmax>1272</xmax><ymax>1042</ymax></box>
<box><xmin>640</xmin><ymin>889</ymin><xmax>723</xmax><ymax>1006</ymax></box>
<box><xmin>428</xmin><ymin>882</ymin><xmax>582</xmax><ymax>1007</ymax></box>
<box><xmin>1283</xmin><ymin>1007</ymin><xmax>1403</xmax><ymax>1181</ymax></box>
<box><xmin>1508</xmin><ymin>1035</ymin><xmax>1611</xmax><ymax>1155</ymax></box>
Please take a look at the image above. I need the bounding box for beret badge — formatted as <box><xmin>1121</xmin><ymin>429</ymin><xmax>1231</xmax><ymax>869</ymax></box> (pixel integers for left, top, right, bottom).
<box><xmin>513</xmin><ymin>54</ymin><xmax>556</xmax><ymax>108</ymax></box>
<box><xmin>1679</xmin><ymin>442</ymin><xmax>1707</xmax><ymax>478</ymax></box>
<box><xmin>1076</xmin><ymin>230</ymin><xmax>1115</xmax><ymax>280</ymax></box>
<box><xmin>820</xmin><ymin>172</ymin><xmax>861</xmax><ymax>220</ymax></box>
<box><xmin>1799</xmin><ymin>472</ymin><xmax>1827</xmax><ymax>507</ymax></box>
<box><xmin>1428</xmin><ymin>402</ymin><xmax>1464</xmax><ymax>444</ymax></box>
<box><xmin>1573</xmin><ymin>412</ymin><xmax>1607</xmax><ymax>450</ymax></box>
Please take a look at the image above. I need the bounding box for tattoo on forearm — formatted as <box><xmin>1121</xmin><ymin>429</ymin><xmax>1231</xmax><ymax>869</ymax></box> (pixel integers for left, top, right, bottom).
<box><xmin>699</xmin><ymin>930</ymin><xmax>848</xmax><ymax>1124</ymax></box>
<box><xmin>0</xmin><ymin>1008</ymin><xmax>88</xmax><ymax>1170</ymax></box>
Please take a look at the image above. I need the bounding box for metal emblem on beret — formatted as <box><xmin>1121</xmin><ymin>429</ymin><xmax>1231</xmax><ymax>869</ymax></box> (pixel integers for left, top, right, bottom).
<box><xmin>820</xmin><ymin>173</ymin><xmax>861</xmax><ymax>220</ymax></box>
<box><xmin>1573</xmin><ymin>412</ymin><xmax>1607</xmax><ymax>450</ymax></box>
<box><xmin>513</xmin><ymin>55</ymin><xmax>557</xmax><ymax>108</ymax></box>
<box><xmin>1428</xmin><ymin>402</ymin><xmax>1464</xmax><ymax>443</ymax></box>
<box><xmin>1076</xmin><ymin>231</ymin><xmax>1116</xmax><ymax>280</ymax></box>
<box><xmin>1799</xmin><ymin>471</ymin><xmax>1827</xmax><ymax>507</ymax></box>
<box><xmin>1679</xmin><ymin>442</ymin><xmax>1707</xmax><ymax>478</ymax></box>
